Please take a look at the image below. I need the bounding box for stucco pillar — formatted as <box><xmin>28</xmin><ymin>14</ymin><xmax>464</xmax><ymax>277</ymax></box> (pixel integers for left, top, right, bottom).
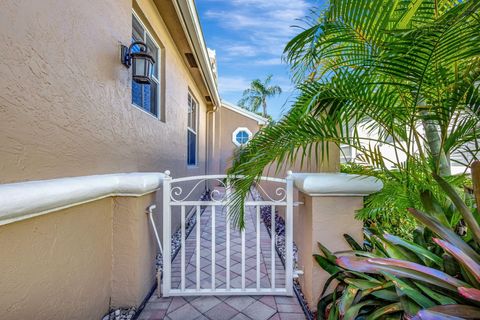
<box><xmin>292</xmin><ymin>173</ymin><xmax>383</xmax><ymax>311</ymax></box>
<box><xmin>111</xmin><ymin>193</ymin><xmax>158</xmax><ymax>308</ymax></box>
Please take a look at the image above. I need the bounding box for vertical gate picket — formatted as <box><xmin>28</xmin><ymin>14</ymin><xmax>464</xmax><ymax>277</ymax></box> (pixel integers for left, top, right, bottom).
<box><xmin>196</xmin><ymin>205</ymin><xmax>201</xmax><ymax>291</ymax></box>
<box><xmin>256</xmin><ymin>205</ymin><xmax>260</xmax><ymax>290</ymax></box>
<box><xmin>241</xmin><ymin>226</ymin><xmax>246</xmax><ymax>291</ymax></box>
<box><xmin>180</xmin><ymin>205</ymin><xmax>185</xmax><ymax>291</ymax></box>
<box><xmin>211</xmin><ymin>205</ymin><xmax>216</xmax><ymax>290</ymax></box>
<box><xmin>285</xmin><ymin>171</ymin><xmax>294</xmax><ymax>295</ymax></box>
<box><xmin>225</xmin><ymin>181</ymin><xmax>231</xmax><ymax>291</ymax></box>
<box><xmin>271</xmin><ymin>204</ymin><xmax>276</xmax><ymax>290</ymax></box>
<box><xmin>162</xmin><ymin>171</ymin><xmax>172</xmax><ymax>296</ymax></box>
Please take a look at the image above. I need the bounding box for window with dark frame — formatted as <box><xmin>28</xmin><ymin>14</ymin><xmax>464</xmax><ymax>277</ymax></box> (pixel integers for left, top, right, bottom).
<box><xmin>131</xmin><ymin>14</ymin><xmax>160</xmax><ymax>117</ymax></box>
<box><xmin>187</xmin><ymin>93</ymin><xmax>198</xmax><ymax>166</ymax></box>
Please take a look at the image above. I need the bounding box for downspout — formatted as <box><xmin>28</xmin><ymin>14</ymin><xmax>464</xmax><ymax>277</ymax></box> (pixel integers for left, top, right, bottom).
<box><xmin>205</xmin><ymin>108</ymin><xmax>216</xmax><ymax>192</ymax></box>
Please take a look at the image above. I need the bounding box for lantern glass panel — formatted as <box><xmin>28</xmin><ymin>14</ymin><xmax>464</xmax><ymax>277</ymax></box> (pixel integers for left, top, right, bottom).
<box><xmin>133</xmin><ymin>57</ymin><xmax>145</xmax><ymax>78</ymax></box>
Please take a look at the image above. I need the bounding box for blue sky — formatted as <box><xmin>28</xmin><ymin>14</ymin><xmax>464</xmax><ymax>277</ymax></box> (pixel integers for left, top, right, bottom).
<box><xmin>196</xmin><ymin>0</ymin><xmax>323</xmax><ymax>120</ymax></box>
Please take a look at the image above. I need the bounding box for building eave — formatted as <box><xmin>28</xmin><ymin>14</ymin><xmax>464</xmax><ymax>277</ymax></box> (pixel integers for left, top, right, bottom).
<box><xmin>221</xmin><ymin>101</ymin><xmax>269</xmax><ymax>125</ymax></box>
<box><xmin>172</xmin><ymin>0</ymin><xmax>220</xmax><ymax>110</ymax></box>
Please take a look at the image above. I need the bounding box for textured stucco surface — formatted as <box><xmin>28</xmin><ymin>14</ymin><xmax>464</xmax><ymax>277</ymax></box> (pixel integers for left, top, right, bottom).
<box><xmin>0</xmin><ymin>0</ymin><xmax>216</xmax><ymax>318</ymax></box>
<box><xmin>111</xmin><ymin>193</ymin><xmax>157</xmax><ymax>307</ymax></box>
<box><xmin>0</xmin><ymin>0</ymin><xmax>212</xmax><ymax>261</ymax></box>
<box><xmin>0</xmin><ymin>193</ymin><xmax>159</xmax><ymax>320</ymax></box>
<box><xmin>0</xmin><ymin>198</ymin><xmax>113</xmax><ymax>320</ymax></box>
<box><xmin>0</xmin><ymin>0</ymin><xmax>211</xmax><ymax>184</ymax></box>
<box><xmin>295</xmin><ymin>194</ymin><xmax>364</xmax><ymax>311</ymax></box>
<box><xmin>218</xmin><ymin>107</ymin><xmax>262</xmax><ymax>173</ymax></box>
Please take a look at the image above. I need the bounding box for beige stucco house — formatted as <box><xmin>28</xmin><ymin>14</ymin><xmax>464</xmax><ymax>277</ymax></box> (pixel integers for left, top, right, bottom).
<box><xmin>0</xmin><ymin>0</ymin><xmax>269</xmax><ymax>319</ymax></box>
<box><xmin>0</xmin><ymin>0</ymin><xmax>385</xmax><ymax>319</ymax></box>
<box><xmin>217</xmin><ymin>101</ymin><xmax>268</xmax><ymax>173</ymax></box>
<box><xmin>0</xmin><ymin>0</ymin><xmax>220</xmax><ymax>183</ymax></box>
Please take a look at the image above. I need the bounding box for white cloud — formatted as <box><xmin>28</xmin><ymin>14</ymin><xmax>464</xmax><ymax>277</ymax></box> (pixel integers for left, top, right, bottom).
<box><xmin>203</xmin><ymin>0</ymin><xmax>311</xmax><ymax>58</ymax></box>
<box><xmin>218</xmin><ymin>75</ymin><xmax>294</xmax><ymax>96</ymax></box>
<box><xmin>253</xmin><ymin>58</ymin><xmax>284</xmax><ymax>66</ymax></box>
<box><xmin>218</xmin><ymin>76</ymin><xmax>250</xmax><ymax>93</ymax></box>
<box><xmin>200</xmin><ymin>0</ymin><xmax>309</xmax><ymax>118</ymax></box>
<box><xmin>224</xmin><ymin>44</ymin><xmax>257</xmax><ymax>57</ymax></box>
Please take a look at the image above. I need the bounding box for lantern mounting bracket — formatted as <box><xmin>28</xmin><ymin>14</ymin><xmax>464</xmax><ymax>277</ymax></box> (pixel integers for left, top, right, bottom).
<box><xmin>121</xmin><ymin>41</ymin><xmax>148</xmax><ymax>68</ymax></box>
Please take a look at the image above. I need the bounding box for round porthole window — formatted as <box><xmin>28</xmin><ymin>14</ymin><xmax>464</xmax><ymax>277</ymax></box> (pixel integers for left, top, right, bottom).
<box><xmin>232</xmin><ymin>127</ymin><xmax>253</xmax><ymax>147</ymax></box>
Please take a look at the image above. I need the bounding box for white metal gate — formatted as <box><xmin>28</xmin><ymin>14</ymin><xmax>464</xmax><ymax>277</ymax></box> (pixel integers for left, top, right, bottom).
<box><xmin>162</xmin><ymin>172</ymin><xmax>294</xmax><ymax>297</ymax></box>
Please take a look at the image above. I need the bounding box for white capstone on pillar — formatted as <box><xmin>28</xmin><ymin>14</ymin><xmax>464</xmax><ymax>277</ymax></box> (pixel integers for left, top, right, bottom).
<box><xmin>291</xmin><ymin>173</ymin><xmax>383</xmax><ymax>311</ymax></box>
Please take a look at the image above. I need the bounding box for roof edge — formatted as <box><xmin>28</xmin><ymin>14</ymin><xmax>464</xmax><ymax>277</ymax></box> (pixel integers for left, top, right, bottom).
<box><xmin>172</xmin><ymin>0</ymin><xmax>220</xmax><ymax>109</ymax></box>
<box><xmin>221</xmin><ymin>101</ymin><xmax>269</xmax><ymax>125</ymax></box>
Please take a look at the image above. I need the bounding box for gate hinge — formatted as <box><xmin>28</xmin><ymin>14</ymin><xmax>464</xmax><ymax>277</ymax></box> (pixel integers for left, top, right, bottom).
<box><xmin>293</xmin><ymin>201</ymin><xmax>304</xmax><ymax>207</ymax></box>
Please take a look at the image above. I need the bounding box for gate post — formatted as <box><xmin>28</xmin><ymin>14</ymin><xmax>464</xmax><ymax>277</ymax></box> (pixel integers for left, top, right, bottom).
<box><xmin>162</xmin><ymin>170</ymin><xmax>172</xmax><ymax>296</ymax></box>
<box><xmin>285</xmin><ymin>171</ymin><xmax>294</xmax><ymax>296</ymax></box>
<box><xmin>291</xmin><ymin>173</ymin><xmax>382</xmax><ymax>310</ymax></box>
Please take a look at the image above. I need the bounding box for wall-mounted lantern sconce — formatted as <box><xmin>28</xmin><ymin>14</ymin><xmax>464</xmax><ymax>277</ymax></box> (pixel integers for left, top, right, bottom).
<box><xmin>121</xmin><ymin>41</ymin><xmax>155</xmax><ymax>84</ymax></box>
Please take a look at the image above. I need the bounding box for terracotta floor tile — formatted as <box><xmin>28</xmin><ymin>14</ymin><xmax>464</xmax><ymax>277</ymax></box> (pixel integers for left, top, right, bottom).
<box><xmin>278</xmin><ymin>313</ymin><xmax>306</xmax><ymax>320</ymax></box>
<box><xmin>167</xmin><ymin>304</ymin><xmax>202</xmax><ymax>320</ymax></box>
<box><xmin>190</xmin><ymin>296</ymin><xmax>222</xmax><ymax>313</ymax></box>
<box><xmin>204</xmin><ymin>302</ymin><xmax>238</xmax><ymax>320</ymax></box>
<box><xmin>242</xmin><ymin>301</ymin><xmax>276</xmax><ymax>320</ymax></box>
<box><xmin>224</xmin><ymin>296</ymin><xmax>256</xmax><ymax>311</ymax></box>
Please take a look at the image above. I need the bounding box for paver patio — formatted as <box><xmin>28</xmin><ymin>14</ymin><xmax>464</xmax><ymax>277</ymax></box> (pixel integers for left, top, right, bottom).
<box><xmin>138</xmin><ymin>198</ymin><xmax>305</xmax><ymax>320</ymax></box>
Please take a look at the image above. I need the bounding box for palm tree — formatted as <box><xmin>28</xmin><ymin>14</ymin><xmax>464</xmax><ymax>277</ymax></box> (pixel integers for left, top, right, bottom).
<box><xmin>227</xmin><ymin>0</ymin><xmax>480</xmax><ymax>229</ymax></box>
<box><xmin>238</xmin><ymin>75</ymin><xmax>282</xmax><ymax>117</ymax></box>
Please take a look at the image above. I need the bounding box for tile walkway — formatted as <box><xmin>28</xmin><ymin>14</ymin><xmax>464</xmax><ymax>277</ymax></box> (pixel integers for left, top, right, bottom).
<box><xmin>138</xmin><ymin>195</ymin><xmax>306</xmax><ymax>320</ymax></box>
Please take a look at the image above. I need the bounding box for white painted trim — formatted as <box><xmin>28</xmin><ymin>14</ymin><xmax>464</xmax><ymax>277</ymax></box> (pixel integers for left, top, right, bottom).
<box><xmin>170</xmin><ymin>174</ymin><xmax>286</xmax><ymax>184</ymax></box>
<box><xmin>172</xmin><ymin>0</ymin><xmax>221</xmax><ymax>108</ymax></box>
<box><xmin>292</xmin><ymin>173</ymin><xmax>383</xmax><ymax>197</ymax></box>
<box><xmin>0</xmin><ymin>173</ymin><xmax>166</xmax><ymax>226</ymax></box>
<box><xmin>131</xmin><ymin>103</ymin><xmax>161</xmax><ymax>121</ymax></box>
<box><xmin>221</xmin><ymin>101</ymin><xmax>268</xmax><ymax>125</ymax></box>
<box><xmin>166</xmin><ymin>288</ymin><xmax>289</xmax><ymax>296</ymax></box>
<box><xmin>232</xmin><ymin>127</ymin><xmax>253</xmax><ymax>147</ymax></box>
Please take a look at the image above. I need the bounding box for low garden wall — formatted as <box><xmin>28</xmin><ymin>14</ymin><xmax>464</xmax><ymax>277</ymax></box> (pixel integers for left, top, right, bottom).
<box><xmin>0</xmin><ymin>173</ymin><xmax>164</xmax><ymax>320</ymax></box>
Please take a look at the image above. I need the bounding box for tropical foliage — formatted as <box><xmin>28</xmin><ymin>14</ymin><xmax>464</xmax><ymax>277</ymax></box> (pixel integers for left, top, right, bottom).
<box><xmin>341</xmin><ymin>163</ymin><xmax>472</xmax><ymax>240</ymax></box>
<box><xmin>225</xmin><ymin>0</ymin><xmax>480</xmax><ymax>318</ymax></box>
<box><xmin>314</xmin><ymin>163</ymin><xmax>480</xmax><ymax>319</ymax></box>
<box><xmin>227</xmin><ymin>0</ymin><xmax>480</xmax><ymax>231</ymax></box>
<box><xmin>238</xmin><ymin>74</ymin><xmax>282</xmax><ymax>117</ymax></box>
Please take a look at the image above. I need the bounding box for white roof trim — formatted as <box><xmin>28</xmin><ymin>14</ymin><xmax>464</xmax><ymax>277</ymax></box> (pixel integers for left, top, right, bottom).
<box><xmin>173</xmin><ymin>0</ymin><xmax>221</xmax><ymax>108</ymax></box>
<box><xmin>0</xmin><ymin>173</ymin><xmax>165</xmax><ymax>226</ymax></box>
<box><xmin>222</xmin><ymin>101</ymin><xmax>269</xmax><ymax>125</ymax></box>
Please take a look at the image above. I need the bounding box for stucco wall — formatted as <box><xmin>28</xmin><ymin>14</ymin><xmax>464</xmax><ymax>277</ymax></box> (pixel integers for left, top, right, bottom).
<box><xmin>0</xmin><ymin>0</ymin><xmax>213</xmax><ymax>239</ymax></box>
<box><xmin>218</xmin><ymin>107</ymin><xmax>262</xmax><ymax>174</ymax></box>
<box><xmin>0</xmin><ymin>192</ymin><xmax>159</xmax><ymax>320</ymax></box>
<box><xmin>0</xmin><ymin>199</ymin><xmax>113</xmax><ymax>320</ymax></box>
<box><xmin>111</xmin><ymin>193</ymin><xmax>157</xmax><ymax>308</ymax></box>
<box><xmin>295</xmin><ymin>194</ymin><xmax>364</xmax><ymax>311</ymax></box>
<box><xmin>0</xmin><ymin>0</ymin><xmax>210</xmax><ymax>183</ymax></box>
<box><xmin>0</xmin><ymin>0</ymin><xmax>214</xmax><ymax>318</ymax></box>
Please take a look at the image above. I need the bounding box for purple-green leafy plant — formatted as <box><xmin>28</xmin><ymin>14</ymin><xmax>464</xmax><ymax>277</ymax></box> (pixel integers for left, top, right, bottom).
<box><xmin>315</xmin><ymin>164</ymin><xmax>480</xmax><ymax>319</ymax></box>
